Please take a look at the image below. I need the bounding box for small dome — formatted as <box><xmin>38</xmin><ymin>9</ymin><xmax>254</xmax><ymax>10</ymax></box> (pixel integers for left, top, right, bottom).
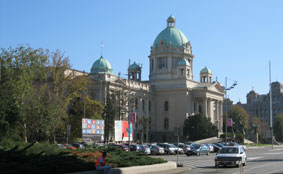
<box><xmin>200</xmin><ymin>66</ymin><xmax>212</xmax><ymax>74</ymax></box>
<box><xmin>128</xmin><ymin>62</ymin><xmax>141</xmax><ymax>70</ymax></box>
<box><xmin>153</xmin><ymin>16</ymin><xmax>189</xmax><ymax>48</ymax></box>
<box><xmin>90</xmin><ymin>56</ymin><xmax>113</xmax><ymax>74</ymax></box>
<box><xmin>167</xmin><ymin>15</ymin><xmax>176</xmax><ymax>23</ymax></box>
<box><xmin>177</xmin><ymin>58</ymin><xmax>190</xmax><ymax>66</ymax></box>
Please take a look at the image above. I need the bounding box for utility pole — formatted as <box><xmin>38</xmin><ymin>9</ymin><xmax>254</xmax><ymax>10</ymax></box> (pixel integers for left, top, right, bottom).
<box><xmin>224</xmin><ymin>77</ymin><xmax>237</xmax><ymax>143</ymax></box>
<box><xmin>128</xmin><ymin>59</ymin><xmax>131</xmax><ymax>150</ymax></box>
<box><xmin>269</xmin><ymin>61</ymin><xmax>273</xmax><ymax>149</ymax></box>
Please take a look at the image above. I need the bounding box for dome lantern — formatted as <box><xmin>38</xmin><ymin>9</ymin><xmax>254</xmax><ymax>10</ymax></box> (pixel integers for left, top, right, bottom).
<box><xmin>167</xmin><ymin>15</ymin><xmax>176</xmax><ymax>27</ymax></box>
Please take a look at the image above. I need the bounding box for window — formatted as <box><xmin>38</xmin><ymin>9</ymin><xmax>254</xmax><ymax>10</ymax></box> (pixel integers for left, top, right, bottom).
<box><xmin>164</xmin><ymin>101</ymin><xmax>169</xmax><ymax>111</ymax></box>
<box><xmin>187</xmin><ymin>69</ymin><xmax>190</xmax><ymax>76</ymax></box>
<box><xmin>164</xmin><ymin>118</ymin><xmax>169</xmax><ymax>130</ymax></box>
<box><xmin>180</xmin><ymin>69</ymin><xmax>184</xmax><ymax>76</ymax></box>
<box><xmin>148</xmin><ymin>100</ymin><xmax>151</xmax><ymax>112</ymax></box>
<box><xmin>151</xmin><ymin>59</ymin><xmax>154</xmax><ymax>70</ymax></box>
<box><xmin>159</xmin><ymin>57</ymin><xmax>167</xmax><ymax>69</ymax></box>
<box><xmin>142</xmin><ymin>99</ymin><xmax>145</xmax><ymax>111</ymax></box>
<box><xmin>135</xmin><ymin>98</ymin><xmax>138</xmax><ymax>109</ymax></box>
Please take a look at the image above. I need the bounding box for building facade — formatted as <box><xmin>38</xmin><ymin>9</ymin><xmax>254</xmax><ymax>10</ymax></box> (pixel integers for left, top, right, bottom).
<box><xmin>240</xmin><ymin>82</ymin><xmax>283</xmax><ymax>138</ymax></box>
<box><xmin>87</xmin><ymin>16</ymin><xmax>225</xmax><ymax>143</ymax></box>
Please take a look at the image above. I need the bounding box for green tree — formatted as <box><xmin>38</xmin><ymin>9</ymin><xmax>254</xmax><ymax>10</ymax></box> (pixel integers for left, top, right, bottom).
<box><xmin>227</xmin><ymin>105</ymin><xmax>250</xmax><ymax>134</ymax></box>
<box><xmin>183</xmin><ymin>114</ymin><xmax>218</xmax><ymax>141</ymax></box>
<box><xmin>104</xmin><ymin>93</ymin><xmax>116</xmax><ymax>142</ymax></box>
<box><xmin>274</xmin><ymin>114</ymin><xmax>283</xmax><ymax>142</ymax></box>
<box><xmin>0</xmin><ymin>46</ymin><xmax>83</xmax><ymax>143</ymax></box>
<box><xmin>68</xmin><ymin>95</ymin><xmax>104</xmax><ymax>139</ymax></box>
<box><xmin>137</xmin><ymin>116</ymin><xmax>149</xmax><ymax>144</ymax></box>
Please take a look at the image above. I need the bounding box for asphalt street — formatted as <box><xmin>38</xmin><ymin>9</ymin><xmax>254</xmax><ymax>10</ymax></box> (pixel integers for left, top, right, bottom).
<box><xmin>148</xmin><ymin>145</ymin><xmax>283</xmax><ymax>174</ymax></box>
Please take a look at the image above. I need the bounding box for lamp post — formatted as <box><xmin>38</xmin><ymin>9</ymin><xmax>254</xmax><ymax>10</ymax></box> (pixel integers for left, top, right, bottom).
<box><xmin>225</xmin><ymin>77</ymin><xmax>237</xmax><ymax>143</ymax></box>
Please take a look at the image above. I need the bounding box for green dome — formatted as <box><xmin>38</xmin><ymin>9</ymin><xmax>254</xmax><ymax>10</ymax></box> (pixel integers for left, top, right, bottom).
<box><xmin>153</xmin><ymin>16</ymin><xmax>189</xmax><ymax>48</ymax></box>
<box><xmin>90</xmin><ymin>56</ymin><xmax>113</xmax><ymax>74</ymax></box>
<box><xmin>177</xmin><ymin>58</ymin><xmax>190</xmax><ymax>66</ymax></box>
<box><xmin>200</xmin><ymin>66</ymin><xmax>212</xmax><ymax>74</ymax></box>
<box><xmin>128</xmin><ymin>62</ymin><xmax>140</xmax><ymax>70</ymax></box>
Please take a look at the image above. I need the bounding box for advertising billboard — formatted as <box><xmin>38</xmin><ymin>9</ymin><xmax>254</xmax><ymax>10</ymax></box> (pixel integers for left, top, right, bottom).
<box><xmin>115</xmin><ymin>120</ymin><xmax>133</xmax><ymax>142</ymax></box>
<box><xmin>82</xmin><ymin>118</ymin><xmax>104</xmax><ymax>142</ymax></box>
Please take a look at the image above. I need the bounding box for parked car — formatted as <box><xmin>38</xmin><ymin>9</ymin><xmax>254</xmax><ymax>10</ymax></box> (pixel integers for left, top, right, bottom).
<box><xmin>116</xmin><ymin>144</ymin><xmax>129</xmax><ymax>151</ymax></box>
<box><xmin>178</xmin><ymin>144</ymin><xmax>191</xmax><ymax>154</ymax></box>
<box><xmin>129</xmin><ymin>144</ymin><xmax>142</xmax><ymax>152</ymax></box>
<box><xmin>172</xmin><ymin>144</ymin><xmax>184</xmax><ymax>154</ymax></box>
<box><xmin>140</xmin><ymin>145</ymin><xmax>151</xmax><ymax>154</ymax></box>
<box><xmin>158</xmin><ymin>144</ymin><xmax>176</xmax><ymax>155</ymax></box>
<box><xmin>186</xmin><ymin>144</ymin><xmax>210</xmax><ymax>156</ymax></box>
<box><xmin>205</xmin><ymin>144</ymin><xmax>214</xmax><ymax>152</ymax></box>
<box><xmin>56</xmin><ymin>144</ymin><xmax>66</xmax><ymax>149</ymax></box>
<box><xmin>149</xmin><ymin>145</ymin><xmax>165</xmax><ymax>155</ymax></box>
<box><xmin>211</xmin><ymin>143</ymin><xmax>222</xmax><ymax>153</ymax></box>
<box><xmin>64</xmin><ymin>143</ymin><xmax>76</xmax><ymax>150</ymax></box>
<box><xmin>215</xmin><ymin>146</ymin><xmax>247</xmax><ymax>168</ymax></box>
<box><xmin>72</xmin><ymin>143</ymin><xmax>85</xmax><ymax>149</ymax></box>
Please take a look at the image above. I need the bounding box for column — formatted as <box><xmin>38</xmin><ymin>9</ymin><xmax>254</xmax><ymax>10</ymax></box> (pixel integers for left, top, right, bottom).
<box><xmin>219</xmin><ymin>101</ymin><xmax>223</xmax><ymax>133</ymax></box>
<box><xmin>207</xmin><ymin>98</ymin><xmax>211</xmax><ymax>119</ymax></box>
<box><xmin>203</xmin><ymin>97</ymin><xmax>207</xmax><ymax>117</ymax></box>
<box><xmin>215</xmin><ymin>101</ymin><xmax>219</xmax><ymax>125</ymax></box>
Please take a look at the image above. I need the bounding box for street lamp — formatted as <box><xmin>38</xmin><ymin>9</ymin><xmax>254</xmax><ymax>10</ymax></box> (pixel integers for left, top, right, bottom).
<box><xmin>225</xmin><ymin>77</ymin><xmax>237</xmax><ymax>143</ymax></box>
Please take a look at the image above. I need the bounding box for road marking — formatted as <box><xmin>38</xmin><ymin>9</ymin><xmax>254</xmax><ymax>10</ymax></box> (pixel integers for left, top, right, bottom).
<box><xmin>247</xmin><ymin>156</ymin><xmax>262</xmax><ymax>160</ymax></box>
<box><xmin>269</xmin><ymin>149</ymin><xmax>283</xmax><ymax>151</ymax></box>
<box><xmin>266</xmin><ymin>168</ymin><xmax>283</xmax><ymax>174</ymax></box>
<box><xmin>231</xmin><ymin>163</ymin><xmax>270</xmax><ymax>174</ymax></box>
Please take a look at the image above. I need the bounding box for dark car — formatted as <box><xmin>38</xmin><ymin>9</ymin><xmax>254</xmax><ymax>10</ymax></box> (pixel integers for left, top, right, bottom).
<box><xmin>116</xmin><ymin>144</ymin><xmax>129</xmax><ymax>151</ymax></box>
<box><xmin>186</xmin><ymin>144</ymin><xmax>210</xmax><ymax>156</ymax></box>
<box><xmin>129</xmin><ymin>144</ymin><xmax>142</xmax><ymax>152</ymax></box>
<box><xmin>211</xmin><ymin>143</ymin><xmax>222</xmax><ymax>152</ymax></box>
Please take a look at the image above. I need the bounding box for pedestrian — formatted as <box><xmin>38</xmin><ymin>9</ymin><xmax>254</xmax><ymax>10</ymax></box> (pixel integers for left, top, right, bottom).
<box><xmin>95</xmin><ymin>151</ymin><xmax>112</xmax><ymax>174</ymax></box>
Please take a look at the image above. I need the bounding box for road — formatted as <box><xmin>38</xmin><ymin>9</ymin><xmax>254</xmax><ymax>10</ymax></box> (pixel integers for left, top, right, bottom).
<box><xmin>148</xmin><ymin>145</ymin><xmax>283</xmax><ymax>174</ymax></box>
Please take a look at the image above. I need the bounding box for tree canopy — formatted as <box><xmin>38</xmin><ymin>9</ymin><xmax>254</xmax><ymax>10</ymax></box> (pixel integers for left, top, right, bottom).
<box><xmin>183</xmin><ymin>114</ymin><xmax>218</xmax><ymax>141</ymax></box>
<box><xmin>274</xmin><ymin>113</ymin><xmax>283</xmax><ymax>142</ymax></box>
<box><xmin>0</xmin><ymin>46</ymin><xmax>99</xmax><ymax>143</ymax></box>
<box><xmin>227</xmin><ymin>105</ymin><xmax>250</xmax><ymax>134</ymax></box>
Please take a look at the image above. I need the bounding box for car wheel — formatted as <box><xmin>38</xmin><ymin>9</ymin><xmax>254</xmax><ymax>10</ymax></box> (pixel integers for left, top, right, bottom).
<box><xmin>206</xmin><ymin>152</ymin><xmax>209</xmax><ymax>156</ymax></box>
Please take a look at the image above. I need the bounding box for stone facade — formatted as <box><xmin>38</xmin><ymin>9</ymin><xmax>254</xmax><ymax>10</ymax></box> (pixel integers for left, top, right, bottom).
<box><xmin>86</xmin><ymin>16</ymin><xmax>225</xmax><ymax>143</ymax></box>
<box><xmin>240</xmin><ymin>82</ymin><xmax>283</xmax><ymax>138</ymax></box>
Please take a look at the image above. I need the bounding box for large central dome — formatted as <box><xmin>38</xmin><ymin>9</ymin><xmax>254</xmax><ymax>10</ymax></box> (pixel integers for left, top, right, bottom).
<box><xmin>153</xmin><ymin>16</ymin><xmax>189</xmax><ymax>48</ymax></box>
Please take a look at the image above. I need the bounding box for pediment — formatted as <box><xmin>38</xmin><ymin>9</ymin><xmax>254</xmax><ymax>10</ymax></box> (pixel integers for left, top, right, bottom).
<box><xmin>208</xmin><ymin>82</ymin><xmax>225</xmax><ymax>93</ymax></box>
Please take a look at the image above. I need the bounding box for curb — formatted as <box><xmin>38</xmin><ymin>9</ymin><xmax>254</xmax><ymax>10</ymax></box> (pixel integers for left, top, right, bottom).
<box><xmin>67</xmin><ymin>161</ymin><xmax>177</xmax><ymax>174</ymax></box>
<box><xmin>111</xmin><ymin>161</ymin><xmax>177</xmax><ymax>174</ymax></box>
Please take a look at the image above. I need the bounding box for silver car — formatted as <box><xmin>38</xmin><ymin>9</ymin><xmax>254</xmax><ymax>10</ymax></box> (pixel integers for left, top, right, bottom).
<box><xmin>150</xmin><ymin>145</ymin><xmax>165</xmax><ymax>155</ymax></box>
<box><xmin>215</xmin><ymin>146</ymin><xmax>247</xmax><ymax>167</ymax></box>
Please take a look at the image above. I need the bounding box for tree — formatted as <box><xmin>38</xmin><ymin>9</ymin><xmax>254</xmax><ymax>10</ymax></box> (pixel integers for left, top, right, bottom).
<box><xmin>68</xmin><ymin>95</ymin><xmax>104</xmax><ymax>139</ymax></box>
<box><xmin>0</xmin><ymin>46</ymin><xmax>83</xmax><ymax>143</ymax></box>
<box><xmin>137</xmin><ymin>116</ymin><xmax>149</xmax><ymax>144</ymax></box>
<box><xmin>274</xmin><ymin>114</ymin><xmax>283</xmax><ymax>142</ymax></box>
<box><xmin>227</xmin><ymin>105</ymin><xmax>250</xmax><ymax>134</ymax></box>
<box><xmin>103</xmin><ymin>93</ymin><xmax>116</xmax><ymax>142</ymax></box>
<box><xmin>183</xmin><ymin>114</ymin><xmax>218</xmax><ymax>141</ymax></box>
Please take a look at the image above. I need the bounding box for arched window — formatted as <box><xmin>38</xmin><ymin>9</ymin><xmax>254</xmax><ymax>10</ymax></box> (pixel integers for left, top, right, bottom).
<box><xmin>164</xmin><ymin>118</ymin><xmax>169</xmax><ymax>130</ymax></box>
<box><xmin>164</xmin><ymin>101</ymin><xmax>169</xmax><ymax>111</ymax></box>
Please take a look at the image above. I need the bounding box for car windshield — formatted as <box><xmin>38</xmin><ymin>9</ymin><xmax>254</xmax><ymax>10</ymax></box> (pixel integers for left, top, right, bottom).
<box><xmin>169</xmin><ymin>145</ymin><xmax>176</xmax><ymax>148</ymax></box>
<box><xmin>219</xmin><ymin>147</ymin><xmax>239</xmax><ymax>154</ymax></box>
<box><xmin>192</xmin><ymin>144</ymin><xmax>201</xmax><ymax>149</ymax></box>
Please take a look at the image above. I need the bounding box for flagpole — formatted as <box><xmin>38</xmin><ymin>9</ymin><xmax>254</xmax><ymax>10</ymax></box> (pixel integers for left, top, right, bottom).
<box><xmin>269</xmin><ymin>61</ymin><xmax>273</xmax><ymax>149</ymax></box>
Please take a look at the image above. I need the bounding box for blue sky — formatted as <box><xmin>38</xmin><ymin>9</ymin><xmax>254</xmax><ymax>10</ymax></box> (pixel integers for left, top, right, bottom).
<box><xmin>1</xmin><ymin>0</ymin><xmax>283</xmax><ymax>103</ymax></box>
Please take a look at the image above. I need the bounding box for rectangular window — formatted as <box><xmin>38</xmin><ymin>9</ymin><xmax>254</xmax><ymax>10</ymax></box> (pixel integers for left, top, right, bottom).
<box><xmin>159</xmin><ymin>57</ymin><xmax>167</xmax><ymax>69</ymax></box>
<box><xmin>151</xmin><ymin>59</ymin><xmax>154</xmax><ymax>70</ymax></box>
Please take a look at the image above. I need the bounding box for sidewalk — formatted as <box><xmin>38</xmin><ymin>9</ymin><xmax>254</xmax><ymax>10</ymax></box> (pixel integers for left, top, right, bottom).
<box><xmin>140</xmin><ymin>167</ymin><xmax>191</xmax><ymax>174</ymax></box>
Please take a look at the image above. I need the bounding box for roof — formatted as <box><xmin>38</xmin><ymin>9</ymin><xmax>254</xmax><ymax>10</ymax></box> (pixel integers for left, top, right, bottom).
<box><xmin>128</xmin><ymin>62</ymin><xmax>141</xmax><ymax>70</ymax></box>
<box><xmin>177</xmin><ymin>58</ymin><xmax>190</xmax><ymax>66</ymax></box>
<box><xmin>200</xmin><ymin>66</ymin><xmax>212</xmax><ymax>74</ymax></box>
<box><xmin>90</xmin><ymin>56</ymin><xmax>113</xmax><ymax>75</ymax></box>
<box><xmin>153</xmin><ymin>17</ymin><xmax>189</xmax><ymax>48</ymax></box>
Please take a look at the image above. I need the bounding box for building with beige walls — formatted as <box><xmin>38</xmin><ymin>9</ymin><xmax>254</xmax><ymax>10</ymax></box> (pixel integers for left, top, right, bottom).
<box><xmin>86</xmin><ymin>16</ymin><xmax>225</xmax><ymax>143</ymax></box>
